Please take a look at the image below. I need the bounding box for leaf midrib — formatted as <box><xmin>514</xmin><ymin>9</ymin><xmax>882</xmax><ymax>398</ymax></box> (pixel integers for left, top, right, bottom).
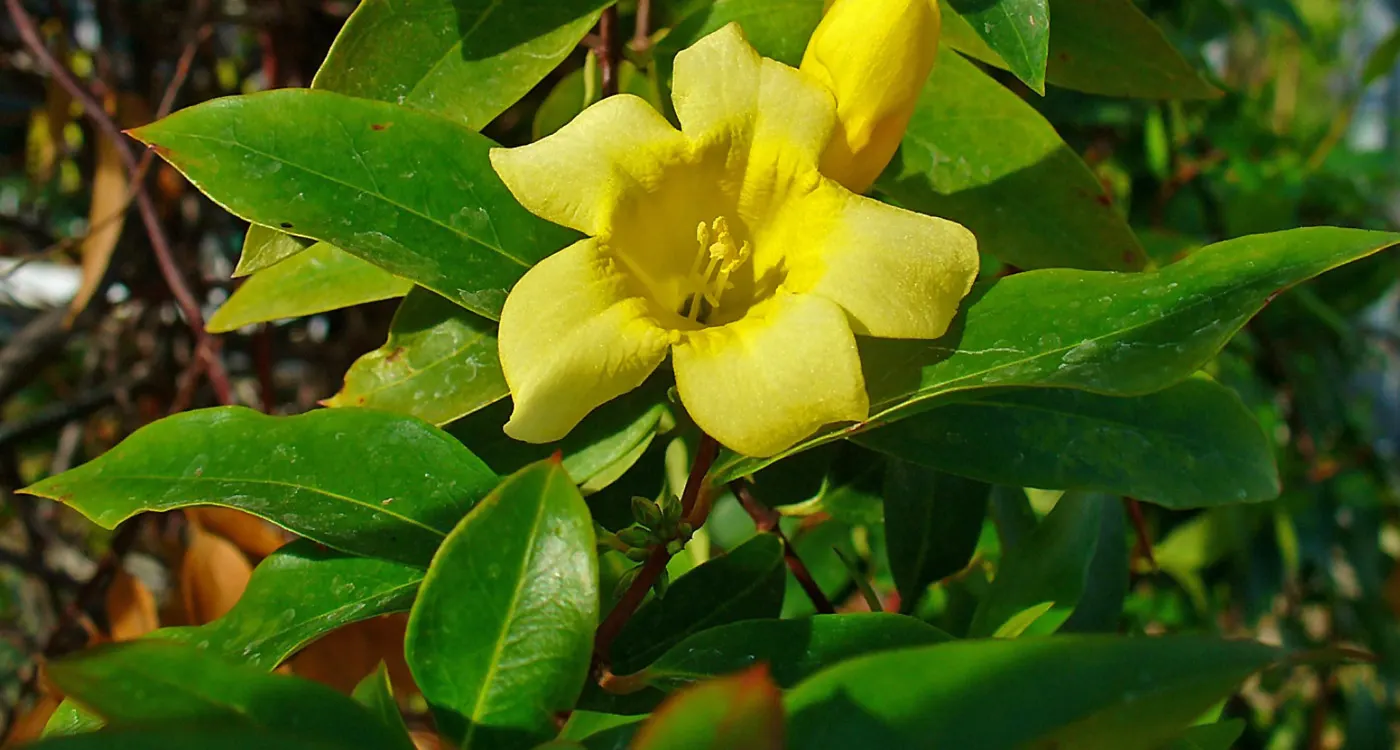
<box><xmin>162</xmin><ymin>130</ymin><xmax>526</xmax><ymax>268</ymax></box>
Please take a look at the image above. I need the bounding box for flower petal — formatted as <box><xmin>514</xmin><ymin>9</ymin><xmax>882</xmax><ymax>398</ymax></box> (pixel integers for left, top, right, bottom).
<box><xmin>490</xmin><ymin>95</ymin><xmax>688</xmax><ymax>236</ymax></box>
<box><xmin>499</xmin><ymin>238</ymin><xmax>672</xmax><ymax>443</ymax></box>
<box><xmin>671</xmin><ymin>23</ymin><xmax>836</xmax><ymax>224</ymax></box>
<box><xmin>779</xmin><ymin>180</ymin><xmax>979</xmax><ymax>339</ymax></box>
<box><xmin>673</xmin><ymin>292</ymin><xmax>868</xmax><ymax>457</ymax></box>
<box><xmin>801</xmin><ymin>0</ymin><xmax>941</xmax><ymax>193</ymax></box>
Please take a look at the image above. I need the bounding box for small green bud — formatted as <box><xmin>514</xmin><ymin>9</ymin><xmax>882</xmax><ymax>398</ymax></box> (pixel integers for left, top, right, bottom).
<box><xmin>625</xmin><ymin>547</ymin><xmax>652</xmax><ymax>562</ymax></box>
<box><xmin>631</xmin><ymin>496</ymin><xmax>664</xmax><ymax>529</ymax></box>
<box><xmin>660</xmin><ymin>494</ymin><xmax>683</xmax><ymax>523</ymax></box>
<box><xmin>617</xmin><ymin>527</ymin><xmax>653</xmax><ymax>548</ymax></box>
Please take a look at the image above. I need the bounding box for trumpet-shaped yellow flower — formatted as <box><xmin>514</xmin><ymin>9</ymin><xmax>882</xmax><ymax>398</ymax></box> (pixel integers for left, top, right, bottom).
<box><xmin>490</xmin><ymin>24</ymin><xmax>976</xmax><ymax>458</ymax></box>
<box><xmin>802</xmin><ymin>0</ymin><xmax>941</xmax><ymax>193</ymax></box>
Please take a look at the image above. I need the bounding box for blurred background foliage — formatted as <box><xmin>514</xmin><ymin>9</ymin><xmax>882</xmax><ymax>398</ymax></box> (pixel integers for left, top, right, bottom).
<box><xmin>0</xmin><ymin>0</ymin><xmax>1398</xmax><ymax>748</ymax></box>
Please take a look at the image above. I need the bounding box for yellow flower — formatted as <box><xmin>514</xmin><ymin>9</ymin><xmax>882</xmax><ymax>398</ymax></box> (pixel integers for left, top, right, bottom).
<box><xmin>802</xmin><ymin>0</ymin><xmax>941</xmax><ymax>193</ymax></box>
<box><xmin>489</xmin><ymin>24</ymin><xmax>976</xmax><ymax>458</ymax></box>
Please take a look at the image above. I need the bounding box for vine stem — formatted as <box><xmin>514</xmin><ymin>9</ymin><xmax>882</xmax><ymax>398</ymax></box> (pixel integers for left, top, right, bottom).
<box><xmin>597</xmin><ymin>5</ymin><xmax>620</xmax><ymax>97</ymax></box>
<box><xmin>730</xmin><ymin>480</ymin><xmax>835</xmax><ymax>615</ymax></box>
<box><xmin>593</xmin><ymin>433</ymin><xmax>720</xmax><ymax>676</ymax></box>
<box><xmin>6</xmin><ymin>0</ymin><xmax>232</xmax><ymax>405</ymax></box>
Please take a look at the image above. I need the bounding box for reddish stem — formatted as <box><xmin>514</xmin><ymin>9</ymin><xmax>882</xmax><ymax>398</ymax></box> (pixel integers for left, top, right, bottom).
<box><xmin>731</xmin><ymin>480</ymin><xmax>836</xmax><ymax>615</ymax></box>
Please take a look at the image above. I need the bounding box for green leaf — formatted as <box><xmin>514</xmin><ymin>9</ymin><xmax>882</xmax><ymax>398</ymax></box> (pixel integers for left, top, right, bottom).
<box><xmin>352</xmin><ymin>664</ymin><xmax>415</xmax><ymax>750</ymax></box>
<box><xmin>133</xmin><ymin>89</ymin><xmax>578</xmax><ymax>319</ymax></box>
<box><xmin>968</xmin><ymin>494</ymin><xmax>1103</xmax><ymax>637</ymax></box>
<box><xmin>235</xmin><ymin>224</ymin><xmax>315</xmax><ymax>277</ymax></box>
<box><xmin>208</xmin><ymin>242</ymin><xmax>412</xmax><ymax>333</ymax></box>
<box><xmin>1163</xmin><ymin>720</ymin><xmax>1247</xmax><ymax>750</ymax></box>
<box><xmin>450</xmin><ymin>377</ymin><xmax>669</xmax><ymax>490</ymax></box>
<box><xmin>857</xmin><ymin>378</ymin><xmax>1280</xmax><ymax>509</ymax></box>
<box><xmin>942</xmin><ymin>0</ymin><xmax>1220</xmax><ymax>99</ymax></box>
<box><xmin>658</xmin><ymin>0</ymin><xmax>824</xmax><ymax>68</ymax></box>
<box><xmin>945</xmin><ymin>0</ymin><xmax>1050</xmax><ymax>92</ymax></box>
<box><xmin>1364</xmin><ymin>27</ymin><xmax>1400</xmax><ymax>86</ymax></box>
<box><xmin>881</xmin><ymin>462</ymin><xmax>990</xmax><ymax>613</ymax></box>
<box><xmin>1059</xmin><ymin>498</ymin><xmax>1127</xmax><ymax>633</ymax></box>
<box><xmin>714</xmin><ymin>227</ymin><xmax>1400</xmax><ymax>480</ymax></box>
<box><xmin>636</xmin><ymin>614</ymin><xmax>953</xmax><ymax>692</ymax></box>
<box><xmin>406</xmin><ymin>460</ymin><xmax>598</xmax><ymax>749</ymax></box>
<box><xmin>314</xmin><ymin>0</ymin><xmax>609</xmax><ymax>130</ymax></box>
<box><xmin>877</xmin><ymin>46</ymin><xmax>1146</xmax><ymax>273</ymax></box>
<box><xmin>612</xmin><ymin>534</ymin><xmax>786</xmax><ymax>675</ymax></box>
<box><xmin>534</xmin><ymin>61</ymin><xmax>662</xmax><ymax>141</ymax></box>
<box><xmin>325</xmin><ymin>289</ymin><xmax>507</xmax><ymax>425</ymax></box>
<box><xmin>22</xmin><ymin>407</ymin><xmax>497</xmax><ymax>566</ymax></box>
<box><xmin>785</xmin><ymin>635</ymin><xmax>1279</xmax><ymax>749</ymax></box>
<box><xmin>48</xmin><ymin>642</ymin><xmax>404</xmax><ymax>748</ymax></box>
<box><xmin>631</xmin><ymin>668</ymin><xmax>784</xmax><ymax>750</ymax></box>
<box><xmin>46</xmin><ymin>541</ymin><xmax>424</xmax><ymax>738</ymax></box>
<box><xmin>26</xmin><ymin>729</ymin><xmax>361</xmax><ymax>750</ymax></box>
<box><xmin>173</xmin><ymin>540</ymin><xmax>422</xmax><ymax>667</ymax></box>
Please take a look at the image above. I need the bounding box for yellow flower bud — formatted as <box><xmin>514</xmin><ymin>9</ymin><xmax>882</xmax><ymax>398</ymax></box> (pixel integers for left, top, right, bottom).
<box><xmin>801</xmin><ymin>0</ymin><xmax>940</xmax><ymax>194</ymax></box>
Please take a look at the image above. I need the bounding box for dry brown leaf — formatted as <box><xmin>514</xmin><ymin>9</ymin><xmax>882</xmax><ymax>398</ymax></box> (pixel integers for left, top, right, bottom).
<box><xmin>288</xmin><ymin>615</ymin><xmax>416</xmax><ymax>696</ymax></box>
<box><xmin>410</xmin><ymin>731</ymin><xmax>442</xmax><ymax>750</ymax></box>
<box><xmin>186</xmin><ymin>507</ymin><xmax>289</xmax><ymax>559</ymax></box>
<box><xmin>106</xmin><ymin>568</ymin><xmax>159</xmax><ymax>641</ymax></box>
<box><xmin>180</xmin><ymin>525</ymin><xmax>252</xmax><ymax>625</ymax></box>
<box><xmin>3</xmin><ymin>691</ymin><xmax>61</xmax><ymax>748</ymax></box>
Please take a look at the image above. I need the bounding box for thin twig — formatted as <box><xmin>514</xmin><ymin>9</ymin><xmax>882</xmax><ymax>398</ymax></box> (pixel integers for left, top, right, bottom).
<box><xmin>731</xmin><ymin>480</ymin><xmax>836</xmax><ymax>615</ymax></box>
<box><xmin>633</xmin><ymin>0</ymin><xmax>652</xmax><ymax>50</ymax></box>
<box><xmin>597</xmin><ymin>5</ymin><xmax>620</xmax><ymax>97</ymax></box>
<box><xmin>594</xmin><ymin>434</ymin><xmax>720</xmax><ymax>672</ymax></box>
<box><xmin>6</xmin><ymin>0</ymin><xmax>232</xmax><ymax>406</ymax></box>
<box><xmin>1123</xmin><ymin>497</ymin><xmax>1157</xmax><ymax>571</ymax></box>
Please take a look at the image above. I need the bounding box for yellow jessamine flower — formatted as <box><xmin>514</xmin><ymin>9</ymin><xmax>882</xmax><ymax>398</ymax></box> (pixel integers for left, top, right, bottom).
<box><xmin>803</xmin><ymin>0</ymin><xmax>941</xmax><ymax>193</ymax></box>
<box><xmin>489</xmin><ymin>24</ymin><xmax>976</xmax><ymax>458</ymax></box>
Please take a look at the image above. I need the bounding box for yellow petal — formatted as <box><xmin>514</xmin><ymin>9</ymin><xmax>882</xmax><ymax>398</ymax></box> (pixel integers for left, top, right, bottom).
<box><xmin>490</xmin><ymin>95</ymin><xmax>688</xmax><ymax>236</ymax></box>
<box><xmin>499</xmin><ymin>238</ymin><xmax>672</xmax><ymax>443</ymax></box>
<box><xmin>673</xmin><ymin>292</ymin><xmax>868</xmax><ymax>457</ymax></box>
<box><xmin>801</xmin><ymin>0</ymin><xmax>940</xmax><ymax>193</ymax></box>
<box><xmin>671</xmin><ymin>23</ymin><xmax>836</xmax><ymax>226</ymax></box>
<box><xmin>778</xmin><ymin>179</ymin><xmax>978</xmax><ymax>339</ymax></box>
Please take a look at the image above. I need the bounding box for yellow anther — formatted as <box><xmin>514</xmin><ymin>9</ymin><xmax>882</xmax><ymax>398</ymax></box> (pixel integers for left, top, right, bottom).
<box><xmin>685</xmin><ymin>216</ymin><xmax>751</xmax><ymax>322</ymax></box>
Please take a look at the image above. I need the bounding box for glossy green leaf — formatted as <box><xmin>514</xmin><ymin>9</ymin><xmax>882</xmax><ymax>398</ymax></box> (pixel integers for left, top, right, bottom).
<box><xmin>878</xmin><ymin>47</ymin><xmax>1146</xmax><ymax>273</ymax></box>
<box><xmin>632</xmin><ymin>668</ymin><xmax>784</xmax><ymax>750</ymax></box>
<box><xmin>352</xmin><ymin>664</ymin><xmax>415</xmax><ymax>750</ymax></box>
<box><xmin>133</xmin><ymin>90</ymin><xmax>578</xmax><ymax>319</ymax></box>
<box><xmin>22</xmin><ymin>407</ymin><xmax>497</xmax><ymax>566</ymax></box>
<box><xmin>235</xmin><ymin>224</ymin><xmax>314</xmax><ymax>277</ymax></box>
<box><xmin>942</xmin><ymin>0</ymin><xmax>1220</xmax><ymax>99</ymax></box>
<box><xmin>325</xmin><ymin>289</ymin><xmax>507</xmax><ymax>425</ymax></box>
<box><xmin>858</xmin><ymin>378</ymin><xmax>1280</xmax><ymax>509</ymax></box>
<box><xmin>881</xmin><ymin>462</ymin><xmax>990</xmax><ymax>613</ymax></box>
<box><xmin>208</xmin><ymin>242</ymin><xmax>411</xmax><ymax>333</ymax></box>
<box><xmin>714</xmin><ymin>228</ymin><xmax>1400</xmax><ymax>480</ymax></box>
<box><xmin>635</xmin><ymin>614</ymin><xmax>953</xmax><ymax>691</ymax></box>
<box><xmin>314</xmin><ymin>0</ymin><xmax>608</xmax><ymax>130</ymax></box>
<box><xmin>1163</xmin><ymin>720</ymin><xmax>1247</xmax><ymax>750</ymax></box>
<box><xmin>48</xmin><ymin>642</ymin><xmax>404</xmax><ymax>749</ymax></box>
<box><xmin>406</xmin><ymin>460</ymin><xmax>598</xmax><ymax>749</ymax></box>
<box><xmin>450</xmin><ymin>377</ymin><xmax>669</xmax><ymax>490</ymax></box>
<box><xmin>946</xmin><ymin>0</ymin><xmax>1049</xmax><ymax>92</ymax></box>
<box><xmin>969</xmin><ymin>494</ymin><xmax>1102</xmax><ymax>637</ymax></box>
<box><xmin>612</xmin><ymin>534</ymin><xmax>786</xmax><ymax>675</ymax></box>
<box><xmin>46</xmin><ymin>541</ymin><xmax>424</xmax><ymax>738</ymax></box>
<box><xmin>174</xmin><ymin>540</ymin><xmax>422</xmax><ymax>667</ymax></box>
<box><xmin>785</xmin><ymin>635</ymin><xmax>1279</xmax><ymax>749</ymax></box>
<box><xmin>534</xmin><ymin>61</ymin><xmax>662</xmax><ymax>141</ymax></box>
<box><xmin>26</xmin><ymin>729</ymin><xmax>359</xmax><ymax>750</ymax></box>
<box><xmin>659</xmin><ymin>0</ymin><xmax>824</xmax><ymax>68</ymax></box>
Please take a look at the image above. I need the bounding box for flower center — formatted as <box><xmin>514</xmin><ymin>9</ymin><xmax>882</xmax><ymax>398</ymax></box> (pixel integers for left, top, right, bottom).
<box><xmin>684</xmin><ymin>216</ymin><xmax>751</xmax><ymax>323</ymax></box>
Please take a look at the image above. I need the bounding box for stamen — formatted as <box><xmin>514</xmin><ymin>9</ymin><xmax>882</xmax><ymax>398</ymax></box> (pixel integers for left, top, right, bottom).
<box><xmin>684</xmin><ymin>216</ymin><xmax>751</xmax><ymax>323</ymax></box>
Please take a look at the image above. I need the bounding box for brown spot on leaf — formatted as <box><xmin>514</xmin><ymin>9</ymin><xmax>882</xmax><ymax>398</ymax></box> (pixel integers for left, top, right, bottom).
<box><xmin>280</xmin><ymin>222</ymin><xmax>294</xmax><ymax>229</ymax></box>
<box><xmin>371</xmin><ymin>123</ymin><xmax>392</xmax><ymax>132</ymax></box>
<box><xmin>1095</xmin><ymin>193</ymin><xmax>1113</xmax><ymax>208</ymax></box>
<box><xmin>384</xmin><ymin>346</ymin><xmax>406</xmax><ymax>364</ymax></box>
